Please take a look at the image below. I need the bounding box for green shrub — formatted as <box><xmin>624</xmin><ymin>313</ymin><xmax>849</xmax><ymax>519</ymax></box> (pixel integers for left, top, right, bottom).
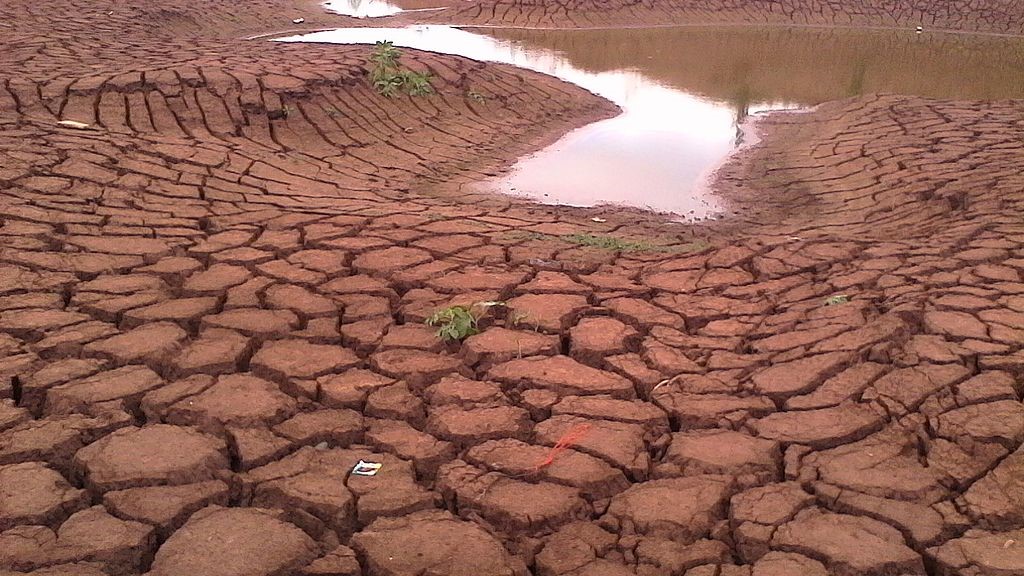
<box><xmin>370</xmin><ymin>41</ymin><xmax>434</xmax><ymax>98</ymax></box>
<box><xmin>426</xmin><ymin>301</ymin><xmax>504</xmax><ymax>342</ymax></box>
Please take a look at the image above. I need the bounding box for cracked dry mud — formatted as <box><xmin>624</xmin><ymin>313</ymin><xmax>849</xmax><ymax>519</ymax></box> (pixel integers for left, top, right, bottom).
<box><xmin>1</xmin><ymin>0</ymin><xmax>1023</xmax><ymax>575</ymax></box>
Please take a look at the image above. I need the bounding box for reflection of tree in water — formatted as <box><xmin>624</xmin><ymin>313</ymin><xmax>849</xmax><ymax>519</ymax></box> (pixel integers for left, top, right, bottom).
<box><xmin>727</xmin><ymin>58</ymin><xmax>752</xmax><ymax>146</ymax></box>
<box><xmin>340</xmin><ymin>0</ymin><xmax>402</xmax><ymax>15</ymax></box>
<box><xmin>846</xmin><ymin>56</ymin><xmax>869</xmax><ymax>97</ymax></box>
<box><xmin>481</xmin><ymin>26</ymin><xmax>1024</xmax><ymax>104</ymax></box>
<box><xmin>731</xmin><ymin>85</ymin><xmax>751</xmax><ymax>145</ymax></box>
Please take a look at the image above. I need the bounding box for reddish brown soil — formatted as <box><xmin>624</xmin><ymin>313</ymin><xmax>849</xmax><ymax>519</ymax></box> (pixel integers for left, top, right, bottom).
<box><xmin>1</xmin><ymin>1</ymin><xmax>1023</xmax><ymax>575</ymax></box>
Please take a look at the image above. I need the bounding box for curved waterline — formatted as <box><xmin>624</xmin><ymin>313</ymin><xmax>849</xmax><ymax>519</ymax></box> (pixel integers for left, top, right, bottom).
<box><xmin>280</xmin><ymin>23</ymin><xmax>1024</xmax><ymax>218</ymax></box>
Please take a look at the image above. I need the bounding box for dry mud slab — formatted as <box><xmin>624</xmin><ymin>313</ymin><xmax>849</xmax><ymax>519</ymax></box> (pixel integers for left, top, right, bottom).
<box><xmin>1</xmin><ymin>0</ymin><xmax>1023</xmax><ymax>575</ymax></box>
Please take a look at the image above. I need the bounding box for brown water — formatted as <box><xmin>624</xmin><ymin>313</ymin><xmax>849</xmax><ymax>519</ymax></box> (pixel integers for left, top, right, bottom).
<box><xmin>284</xmin><ymin>25</ymin><xmax>1024</xmax><ymax>218</ymax></box>
<box><xmin>485</xmin><ymin>27</ymin><xmax>1024</xmax><ymax>103</ymax></box>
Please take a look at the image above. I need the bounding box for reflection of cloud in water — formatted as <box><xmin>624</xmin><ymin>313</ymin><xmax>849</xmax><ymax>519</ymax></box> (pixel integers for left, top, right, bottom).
<box><xmin>282</xmin><ymin>25</ymin><xmax>1023</xmax><ymax>215</ymax></box>
<box><xmin>323</xmin><ymin>0</ymin><xmax>404</xmax><ymax>18</ymax></box>
<box><xmin>279</xmin><ymin>26</ymin><xmax>794</xmax><ymax>217</ymax></box>
<box><xmin>282</xmin><ymin>26</ymin><xmax>760</xmax><ymax>119</ymax></box>
<box><xmin>324</xmin><ymin>0</ymin><xmax>453</xmax><ymax>19</ymax></box>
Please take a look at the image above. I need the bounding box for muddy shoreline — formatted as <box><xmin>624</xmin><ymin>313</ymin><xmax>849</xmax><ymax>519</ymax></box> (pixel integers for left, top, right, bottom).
<box><xmin>400</xmin><ymin>0</ymin><xmax>1024</xmax><ymax>36</ymax></box>
<box><xmin>0</xmin><ymin>1</ymin><xmax>1022</xmax><ymax>575</ymax></box>
<box><xmin>278</xmin><ymin>10</ymin><xmax>1024</xmax><ymax>224</ymax></box>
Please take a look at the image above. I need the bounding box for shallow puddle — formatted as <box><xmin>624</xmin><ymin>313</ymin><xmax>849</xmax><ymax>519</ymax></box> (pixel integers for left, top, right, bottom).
<box><xmin>283</xmin><ymin>24</ymin><xmax>1024</xmax><ymax>218</ymax></box>
<box><xmin>324</xmin><ymin>0</ymin><xmax>453</xmax><ymax>18</ymax></box>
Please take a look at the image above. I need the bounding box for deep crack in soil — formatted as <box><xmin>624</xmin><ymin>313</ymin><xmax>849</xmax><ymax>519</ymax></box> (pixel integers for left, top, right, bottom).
<box><xmin>0</xmin><ymin>1</ymin><xmax>1023</xmax><ymax>575</ymax></box>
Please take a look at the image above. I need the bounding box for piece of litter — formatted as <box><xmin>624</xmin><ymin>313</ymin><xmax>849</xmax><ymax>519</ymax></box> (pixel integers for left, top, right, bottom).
<box><xmin>823</xmin><ymin>294</ymin><xmax>851</xmax><ymax>306</ymax></box>
<box><xmin>787</xmin><ymin>236</ymin><xmax>803</xmax><ymax>241</ymax></box>
<box><xmin>916</xmin><ymin>26</ymin><xmax>923</xmax><ymax>33</ymax></box>
<box><xmin>652</xmin><ymin>379</ymin><xmax>671</xmax><ymax>393</ymax></box>
<box><xmin>57</xmin><ymin>120</ymin><xmax>91</xmax><ymax>129</ymax></box>
<box><xmin>352</xmin><ymin>460</ymin><xmax>383</xmax><ymax>476</ymax></box>
<box><xmin>591</xmin><ymin>217</ymin><xmax>607</xmax><ymax>223</ymax></box>
<box><xmin>652</xmin><ymin>374</ymin><xmax>683</xmax><ymax>393</ymax></box>
<box><xmin>528</xmin><ymin>258</ymin><xmax>563</xmax><ymax>270</ymax></box>
<box><xmin>534</xmin><ymin>423</ymin><xmax>591</xmax><ymax>471</ymax></box>
<box><xmin>292</xmin><ymin>17</ymin><xmax>305</xmax><ymax>24</ymax></box>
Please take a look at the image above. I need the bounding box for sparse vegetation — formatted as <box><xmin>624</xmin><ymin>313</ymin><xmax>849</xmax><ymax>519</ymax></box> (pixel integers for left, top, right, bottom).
<box><xmin>824</xmin><ymin>294</ymin><xmax>851</xmax><ymax>306</ymax></box>
<box><xmin>427</xmin><ymin>306</ymin><xmax>479</xmax><ymax>341</ymax></box>
<box><xmin>504</xmin><ymin>231</ymin><xmax>707</xmax><ymax>253</ymax></box>
<box><xmin>564</xmin><ymin>233</ymin><xmax>709</xmax><ymax>253</ymax></box>
<box><xmin>562</xmin><ymin>233</ymin><xmax>656</xmax><ymax>252</ymax></box>
<box><xmin>426</xmin><ymin>301</ymin><xmax>505</xmax><ymax>342</ymax></box>
<box><xmin>467</xmin><ymin>90</ymin><xmax>486</xmax><ymax>103</ymax></box>
<box><xmin>370</xmin><ymin>41</ymin><xmax>434</xmax><ymax>98</ymax></box>
<box><xmin>679</xmin><ymin>240</ymin><xmax>711</xmax><ymax>253</ymax></box>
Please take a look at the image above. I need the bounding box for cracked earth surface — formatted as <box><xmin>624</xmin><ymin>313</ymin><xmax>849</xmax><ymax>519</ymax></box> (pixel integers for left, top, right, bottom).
<box><xmin>1</xmin><ymin>1</ymin><xmax>1023</xmax><ymax>575</ymax></box>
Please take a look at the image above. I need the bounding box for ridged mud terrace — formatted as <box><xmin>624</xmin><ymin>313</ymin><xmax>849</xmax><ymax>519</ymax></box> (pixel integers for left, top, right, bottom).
<box><xmin>1</xmin><ymin>1</ymin><xmax>1023</xmax><ymax>576</ymax></box>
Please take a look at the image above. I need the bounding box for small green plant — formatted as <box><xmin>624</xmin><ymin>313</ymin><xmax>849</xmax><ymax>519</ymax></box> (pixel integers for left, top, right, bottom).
<box><xmin>370</xmin><ymin>40</ymin><xmax>401</xmax><ymax>68</ymax></box>
<box><xmin>426</xmin><ymin>301</ymin><xmax>505</xmax><ymax>342</ymax></box>
<box><xmin>466</xmin><ymin>90</ymin><xmax>486</xmax><ymax>103</ymax></box>
<box><xmin>823</xmin><ymin>294</ymin><xmax>850</xmax><ymax>306</ymax></box>
<box><xmin>402</xmin><ymin>71</ymin><xmax>434</xmax><ymax>97</ymax></box>
<box><xmin>426</xmin><ymin>306</ymin><xmax>479</xmax><ymax>341</ymax></box>
<box><xmin>374</xmin><ymin>74</ymin><xmax>404</xmax><ymax>98</ymax></box>
<box><xmin>370</xmin><ymin>41</ymin><xmax>434</xmax><ymax>98</ymax></box>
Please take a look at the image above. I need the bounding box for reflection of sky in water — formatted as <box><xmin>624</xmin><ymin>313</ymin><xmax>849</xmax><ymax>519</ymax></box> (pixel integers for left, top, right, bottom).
<box><xmin>280</xmin><ymin>26</ymin><xmax>798</xmax><ymax>217</ymax></box>
<box><xmin>323</xmin><ymin>0</ymin><xmax>404</xmax><ymax>18</ymax></box>
<box><xmin>324</xmin><ymin>0</ymin><xmax>451</xmax><ymax>18</ymax></box>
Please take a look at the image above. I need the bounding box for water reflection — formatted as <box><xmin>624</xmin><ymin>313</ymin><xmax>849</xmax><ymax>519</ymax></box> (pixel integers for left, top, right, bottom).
<box><xmin>282</xmin><ymin>25</ymin><xmax>1024</xmax><ymax>217</ymax></box>
<box><xmin>324</xmin><ymin>0</ymin><xmax>452</xmax><ymax>18</ymax></box>
<box><xmin>482</xmin><ymin>26</ymin><xmax>1024</xmax><ymax>103</ymax></box>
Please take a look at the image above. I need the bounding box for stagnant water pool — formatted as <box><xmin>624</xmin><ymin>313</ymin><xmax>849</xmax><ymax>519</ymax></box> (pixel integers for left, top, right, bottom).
<box><xmin>282</xmin><ymin>18</ymin><xmax>1024</xmax><ymax>218</ymax></box>
<box><xmin>323</xmin><ymin>0</ymin><xmax>453</xmax><ymax>18</ymax></box>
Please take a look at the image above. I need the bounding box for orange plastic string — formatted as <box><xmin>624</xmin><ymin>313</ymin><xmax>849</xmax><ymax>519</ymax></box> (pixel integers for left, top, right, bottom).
<box><xmin>533</xmin><ymin>423</ymin><xmax>592</xmax><ymax>471</ymax></box>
